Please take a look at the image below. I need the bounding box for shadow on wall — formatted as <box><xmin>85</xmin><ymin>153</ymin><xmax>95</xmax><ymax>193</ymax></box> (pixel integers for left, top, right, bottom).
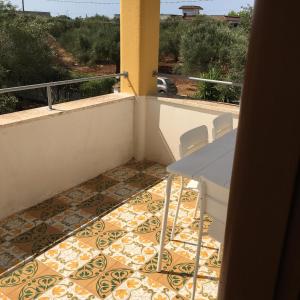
<box><xmin>145</xmin><ymin>98</ymin><xmax>175</xmax><ymax>165</ymax></box>
<box><xmin>145</xmin><ymin>98</ymin><xmax>239</xmax><ymax>165</ymax></box>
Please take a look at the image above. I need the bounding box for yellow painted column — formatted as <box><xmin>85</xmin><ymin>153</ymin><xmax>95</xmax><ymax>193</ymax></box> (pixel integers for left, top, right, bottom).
<box><xmin>120</xmin><ymin>0</ymin><xmax>160</xmax><ymax>160</ymax></box>
<box><xmin>120</xmin><ymin>0</ymin><xmax>160</xmax><ymax>96</ymax></box>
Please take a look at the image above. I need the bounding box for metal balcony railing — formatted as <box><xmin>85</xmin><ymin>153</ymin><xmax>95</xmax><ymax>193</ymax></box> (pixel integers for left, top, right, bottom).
<box><xmin>188</xmin><ymin>76</ymin><xmax>243</xmax><ymax>88</ymax></box>
<box><xmin>157</xmin><ymin>72</ymin><xmax>243</xmax><ymax>103</ymax></box>
<box><xmin>0</xmin><ymin>72</ymin><xmax>128</xmax><ymax>110</ymax></box>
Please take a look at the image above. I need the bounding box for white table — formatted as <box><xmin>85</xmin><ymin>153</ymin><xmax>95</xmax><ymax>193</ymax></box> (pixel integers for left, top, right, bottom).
<box><xmin>157</xmin><ymin>129</ymin><xmax>237</xmax><ymax>274</ymax></box>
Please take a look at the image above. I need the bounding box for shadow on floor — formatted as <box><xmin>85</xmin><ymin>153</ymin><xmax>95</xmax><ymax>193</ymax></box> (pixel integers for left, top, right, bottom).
<box><xmin>0</xmin><ymin>160</ymin><xmax>166</xmax><ymax>276</ymax></box>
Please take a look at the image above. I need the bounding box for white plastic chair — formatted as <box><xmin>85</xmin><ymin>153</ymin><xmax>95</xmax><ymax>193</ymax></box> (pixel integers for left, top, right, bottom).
<box><xmin>170</xmin><ymin>125</ymin><xmax>208</xmax><ymax>240</ymax></box>
<box><xmin>212</xmin><ymin>113</ymin><xmax>233</xmax><ymax>140</ymax></box>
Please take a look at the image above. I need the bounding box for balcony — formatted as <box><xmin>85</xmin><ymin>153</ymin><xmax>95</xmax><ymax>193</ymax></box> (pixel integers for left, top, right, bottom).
<box><xmin>0</xmin><ymin>91</ymin><xmax>239</xmax><ymax>299</ymax></box>
<box><xmin>1</xmin><ymin>0</ymin><xmax>296</xmax><ymax>297</ymax></box>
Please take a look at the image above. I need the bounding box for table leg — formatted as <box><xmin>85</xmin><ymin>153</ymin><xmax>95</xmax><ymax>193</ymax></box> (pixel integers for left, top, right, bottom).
<box><xmin>191</xmin><ymin>181</ymin><xmax>206</xmax><ymax>300</ymax></box>
<box><xmin>170</xmin><ymin>176</ymin><xmax>184</xmax><ymax>240</ymax></box>
<box><xmin>157</xmin><ymin>173</ymin><xmax>174</xmax><ymax>272</ymax></box>
<box><xmin>218</xmin><ymin>242</ymin><xmax>223</xmax><ymax>262</ymax></box>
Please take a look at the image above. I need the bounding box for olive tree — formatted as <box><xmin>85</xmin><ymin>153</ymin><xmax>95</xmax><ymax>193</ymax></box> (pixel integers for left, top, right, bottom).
<box><xmin>180</xmin><ymin>16</ymin><xmax>235</xmax><ymax>74</ymax></box>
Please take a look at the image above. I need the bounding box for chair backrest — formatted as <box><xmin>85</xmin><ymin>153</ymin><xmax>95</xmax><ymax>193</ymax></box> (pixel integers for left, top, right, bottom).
<box><xmin>179</xmin><ymin>125</ymin><xmax>209</xmax><ymax>158</ymax></box>
<box><xmin>212</xmin><ymin>113</ymin><xmax>233</xmax><ymax>140</ymax></box>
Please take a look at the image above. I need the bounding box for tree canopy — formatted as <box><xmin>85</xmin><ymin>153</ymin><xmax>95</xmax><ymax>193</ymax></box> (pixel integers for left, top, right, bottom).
<box><xmin>0</xmin><ymin>2</ymin><xmax>117</xmax><ymax>114</ymax></box>
<box><xmin>180</xmin><ymin>15</ymin><xmax>236</xmax><ymax>74</ymax></box>
<box><xmin>0</xmin><ymin>1</ymin><xmax>67</xmax><ymax>88</ymax></box>
<box><xmin>52</xmin><ymin>15</ymin><xmax>120</xmax><ymax>68</ymax></box>
<box><xmin>0</xmin><ymin>1</ymin><xmax>253</xmax><ymax>113</ymax></box>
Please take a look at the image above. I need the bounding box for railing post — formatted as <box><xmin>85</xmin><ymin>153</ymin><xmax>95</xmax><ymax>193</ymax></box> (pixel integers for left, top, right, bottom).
<box><xmin>47</xmin><ymin>86</ymin><xmax>53</xmax><ymax>110</ymax></box>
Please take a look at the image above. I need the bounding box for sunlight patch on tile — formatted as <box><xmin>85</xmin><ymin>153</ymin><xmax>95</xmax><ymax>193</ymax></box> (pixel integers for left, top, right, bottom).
<box><xmin>0</xmin><ymin>160</ymin><xmax>220</xmax><ymax>300</ymax></box>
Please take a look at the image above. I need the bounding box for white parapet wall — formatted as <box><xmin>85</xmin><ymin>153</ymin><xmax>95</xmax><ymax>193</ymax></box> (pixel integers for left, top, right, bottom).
<box><xmin>0</xmin><ymin>94</ymin><xmax>240</xmax><ymax>220</ymax></box>
<box><xmin>0</xmin><ymin>93</ymin><xmax>134</xmax><ymax>220</ymax></box>
<box><xmin>146</xmin><ymin>97</ymin><xmax>240</xmax><ymax>165</ymax></box>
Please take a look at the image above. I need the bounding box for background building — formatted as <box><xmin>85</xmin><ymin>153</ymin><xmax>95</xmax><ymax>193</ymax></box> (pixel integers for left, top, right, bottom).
<box><xmin>179</xmin><ymin>5</ymin><xmax>203</xmax><ymax>18</ymax></box>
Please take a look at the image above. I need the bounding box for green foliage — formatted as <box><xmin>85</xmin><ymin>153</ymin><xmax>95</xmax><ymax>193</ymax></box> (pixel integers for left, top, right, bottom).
<box><xmin>227</xmin><ymin>5</ymin><xmax>253</xmax><ymax>33</ymax></box>
<box><xmin>47</xmin><ymin>15</ymin><xmax>75</xmax><ymax>37</ymax></box>
<box><xmin>0</xmin><ymin>1</ymin><xmax>70</xmax><ymax>113</ymax></box>
<box><xmin>180</xmin><ymin>16</ymin><xmax>235</xmax><ymax>74</ymax></box>
<box><xmin>0</xmin><ymin>1</ymin><xmax>253</xmax><ymax>111</ymax></box>
<box><xmin>194</xmin><ymin>67</ymin><xmax>242</xmax><ymax>103</ymax></box>
<box><xmin>0</xmin><ymin>0</ymin><xmax>14</xmax><ymax>12</ymax></box>
<box><xmin>79</xmin><ymin>78</ymin><xmax>116</xmax><ymax>98</ymax></box>
<box><xmin>159</xmin><ymin>10</ymin><xmax>251</xmax><ymax>93</ymax></box>
<box><xmin>182</xmin><ymin>7</ymin><xmax>252</xmax><ymax>102</ymax></box>
<box><xmin>0</xmin><ymin>2</ymin><xmax>69</xmax><ymax>87</ymax></box>
<box><xmin>159</xmin><ymin>18</ymin><xmax>183</xmax><ymax>61</ymax></box>
<box><xmin>172</xmin><ymin>63</ymin><xmax>183</xmax><ymax>75</ymax></box>
<box><xmin>194</xmin><ymin>68</ymin><xmax>222</xmax><ymax>101</ymax></box>
<box><xmin>227</xmin><ymin>10</ymin><xmax>239</xmax><ymax>16</ymax></box>
<box><xmin>227</xmin><ymin>29</ymin><xmax>248</xmax><ymax>82</ymax></box>
<box><xmin>217</xmin><ymin>83</ymin><xmax>242</xmax><ymax>103</ymax></box>
<box><xmin>0</xmin><ymin>94</ymin><xmax>18</xmax><ymax>114</ymax></box>
<box><xmin>56</xmin><ymin>16</ymin><xmax>120</xmax><ymax>66</ymax></box>
<box><xmin>238</xmin><ymin>5</ymin><xmax>253</xmax><ymax>33</ymax></box>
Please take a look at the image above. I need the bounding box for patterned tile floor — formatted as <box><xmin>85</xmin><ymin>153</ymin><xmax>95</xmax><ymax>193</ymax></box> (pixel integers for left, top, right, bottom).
<box><xmin>0</xmin><ymin>160</ymin><xmax>221</xmax><ymax>300</ymax></box>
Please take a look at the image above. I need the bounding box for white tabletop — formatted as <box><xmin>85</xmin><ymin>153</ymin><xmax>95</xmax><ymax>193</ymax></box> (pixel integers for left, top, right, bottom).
<box><xmin>167</xmin><ymin>129</ymin><xmax>237</xmax><ymax>189</ymax></box>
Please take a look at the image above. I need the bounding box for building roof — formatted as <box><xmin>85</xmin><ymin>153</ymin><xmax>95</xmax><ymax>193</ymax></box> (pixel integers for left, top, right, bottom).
<box><xmin>23</xmin><ymin>11</ymin><xmax>51</xmax><ymax>17</ymax></box>
<box><xmin>179</xmin><ymin>5</ymin><xmax>203</xmax><ymax>10</ymax></box>
<box><xmin>210</xmin><ymin>15</ymin><xmax>241</xmax><ymax>22</ymax></box>
<box><xmin>160</xmin><ymin>14</ymin><xmax>180</xmax><ymax>16</ymax></box>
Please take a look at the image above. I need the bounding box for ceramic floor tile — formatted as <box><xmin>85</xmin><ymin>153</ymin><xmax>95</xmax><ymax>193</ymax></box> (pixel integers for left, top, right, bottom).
<box><xmin>124</xmin><ymin>160</ymin><xmax>156</xmax><ymax>172</ymax></box>
<box><xmin>0</xmin><ymin>292</ymin><xmax>10</xmax><ymax>300</ymax></box>
<box><xmin>139</xmin><ymin>249</ymin><xmax>195</xmax><ymax>293</ymax></box>
<box><xmin>10</xmin><ymin>223</ymin><xmax>64</xmax><ymax>255</ymax></box>
<box><xmin>80</xmin><ymin>175</ymin><xmax>119</xmax><ymax>193</ymax></box>
<box><xmin>76</xmin><ymin>193</ymin><xmax>121</xmax><ymax>217</ymax></box>
<box><xmin>165</xmin><ymin>222</ymin><xmax>218</xmax><ymax>259</ymax></box>
<box><xmin>166</xmin><ymin>203</ymin><xmax>197</xmax><ymax>228</ymax></box>
<box><xmin>0</xmin><ymin>230</ymin><xmax>8</xmax><ymax>244</ymax></box>
<box><xmin>166</xmin><ymin>239</ymin><xmax>217</xmax><ymax>264</ymax></box>
<box><xmin>45</xmin><ymin>207</ymin><xmax>92</xmax><ymax>233</ymax></box>
<box><xmin>102</xmin><ymin>206</ymin><xmax>152</xmax><ymax>232</ymax></box>
<box><xmin>104</xmin><ymin>166</ymin><xmax>140</xmax><ymax>182</ymax></box>
<box><xmin>70</xmin><ymin>254</ymin><xmax>134</xmax><ymax>299</ymax></box>
<box><xmin>0</xmin><ymin>161</ymin><xmax>222</xmax><ymax>299</ymax></box>
<box><xmin>24</xmin><ymin>197</ymin><xmax>71</xmax><ymax>222</ymax></box>
<box><xmin>0</xmin><ymin>252</ymin><xmax>19</xmax><ymax>274</ymax></box>
<box><xmin>178</xmin><ymin>272</ymin><xmax>219</xmax><ymax>300</ymax></box>
<box><xmin>61</xmin><ymin>187</ymin><xmax>98</xmax><ymax>207</ymax></box>
<box><xmin>37</xmin><ymin>236</ymin><xmax>100</xmax><ymax>277</ymax></box>
<box><xmin>133</xmin><ymin>215</ymin><xmax>182</xmax><ymax>246</ymax></box>
<box><xmin>148</xmin><ymin>180</ymin><xmax>181</xmax><ymax>201</ymax></box>
<box><xmin>103</xmin><ymin>232</ymin><xmax>159</xmax><ymax>271</ymax></box>
<box><xmin>187</xmin><ymin>217</ymin><xmax>213</xmax><ymax>234</ymax></box>
<box><xmin>0</xmin><ymin>245</ymin><xmax>28</xmax><ymax>274</ymax></box>
<box><xmin>0</xmin><ymin>212</ymin><xmax>42</xmax><ymax>239</ymax></box>
<box><xmin>128</xmin><ymin>191</ymin><xmax>165</xmax><ymax>215</ymax></box>
<box><xmin>143</xmin><ymin>163</ymin><xmax>168</xmax><ymax>179</ymax></box>
<box><xmin>75</xmin><ymin>219</ymin><xmax>127</xmax><ymax>251</ymax></box>
<box><xmin>0</xmin><ymin>260</ymin><xmax>63</xmax><ymax>299</ymax></box>
<box><xmin>125</xmin><ymin>173</ymin><xmax>161</xmax><ymax>189</ymax></box>
<box><xmin>101</xmin><ymin>182</ymin><xmax>140</xmax><ymax>201</ymax></box>
<box><xmin>37</xmin><ymin>277</ymin><xmax>101</xmax><ymax>300</ymax></box>
<box><xmin>106</xmin><ymin>271</ymin><xmax>183</xmax><ymax>300</ymax></box>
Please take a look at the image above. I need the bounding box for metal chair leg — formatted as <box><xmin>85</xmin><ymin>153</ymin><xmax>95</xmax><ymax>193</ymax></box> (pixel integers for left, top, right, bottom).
<box><xmin>170</xmin><ymin>176</ymin><xmax>184</xmax><ymax>240</ymax></box>
<box><xmin>191</xmin><ymin>181</ymin><xmax>206</xmax><ymax>300</ymax></box>
<box><xmin>193</xmin><ymin>180</ymin><xmax>202</xmax><ymax>219</ymax></box>
<box><xmin>157</xmin><ymin>174</ymin><xmax>174</xmax><ymax>272</ymax></box>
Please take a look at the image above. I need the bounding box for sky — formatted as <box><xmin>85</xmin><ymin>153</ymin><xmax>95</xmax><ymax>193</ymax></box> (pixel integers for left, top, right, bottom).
<box><xmin>9</xmin><ymin>0</ymin><xmax>254</xmax><ymax>18</ymax></box>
